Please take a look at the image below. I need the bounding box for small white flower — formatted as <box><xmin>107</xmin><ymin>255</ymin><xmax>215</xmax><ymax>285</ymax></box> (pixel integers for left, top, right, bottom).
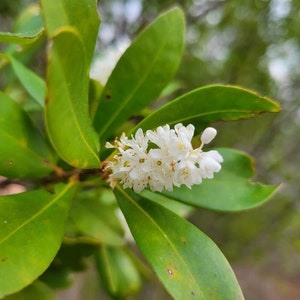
<box><xmin>200</xmin><ymin>127</ymin><xmax>217</xmax><ymax>147</ymax></box>
<box><xmin>105</xmin><ymin>123</ymin><xmax>223</xmax><ymax>192</ymax></box>
<box><xmin>198</xmin><ymin>151</ymin><xmax>222</xmax><ymax>179</ymax></box>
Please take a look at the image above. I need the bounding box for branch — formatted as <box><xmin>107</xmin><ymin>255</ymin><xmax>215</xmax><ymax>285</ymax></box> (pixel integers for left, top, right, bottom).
<box><xmin>0</xmin><ymin>168</ymin><xmax>104</xmax><ymax>190</ymax></box>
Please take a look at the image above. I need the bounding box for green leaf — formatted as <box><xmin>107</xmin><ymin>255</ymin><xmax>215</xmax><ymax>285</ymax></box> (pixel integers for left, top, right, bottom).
<box><xmin>4</xmin><ymin>281</ymin><xmax>57</xmax><ymax>300</ymax></box>
<box><xmin>89</xmin><ymin>78</ymin><xmax>103</xmax><ymax>120</ymax></box>
<box><xmin>40</xmin><ymin>0</ymin><xmax>100</xmax><ymax>64</ymax></box>
<box><xmin>93</xmin><ymin>7</ymin><xmax>185</xmax><ymax>140</ymax></box>
<box><xmin>0</xmin><ymin>30</ymin><xmax>44</xmax><ymax>45</ymax></box>
<box><xmin>70</xmin><ymin>189</ymin><xmax>124</xmax><ymax>246</ymax></box>
<box><xmin>52</xmin><ymin>237</ymin><xmax>100</xmax><ymax>272</ymax></box>
<box><xmin>95</xmin><ymin>246</ymin><xmax>142</xmax><ymax>298</ymax></box>
<box><xmin>7</xmin><ymin>54</ymin><xmax>45</xmax><ymax>107</ymax></box>
<box><xmin>40</xmin><ymin>268</ymin><xmax>72</xmax><ymax>290</ymax></box>
<box><xmin>0</xmin><ymin>92</ymin><xmax>55</xmax><ymax>178</ymax></box>
<box><xmin>161</xmin><ymin>148</ymin><xmax>279</xmax><ymax>212</ymax></box>
<box><xmin>44</xmin><ymin>28</ymin><xmax>100</xmax><ymax>168</ymax></box>
<box><xmin>135</xmin><ymin>85</ymin><xmax>281</xmax><ymax>132</ymax></box>
<box><xmin>0</xmin><ymin>182</ymin><xmax>77</xmax><ymax>298</ymax></box>
<box><xmin>115</xmin><ymin>187</ymin><xmax>244</xmax><ymax>300</ymax></box>
<box><xmin>0</xmin><ymin>4</ymin><xmax>44</xmax><ymax>46</ymax></box>
<box><xmin>141</xmin><ymin>189</ymin><xmax>194</xmax><ymax>217</ymax></box>
<box><xmin>12</xmin><ymin>4</ymin><xmax>44</xmax><ymax>36</ymax></box>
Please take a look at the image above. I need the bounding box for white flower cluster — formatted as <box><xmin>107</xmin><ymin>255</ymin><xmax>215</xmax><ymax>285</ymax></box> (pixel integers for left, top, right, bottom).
<box><xmin>105</xmin><ymin>123</ymin><xmax>223</xmax><ymax>193</ymax></box>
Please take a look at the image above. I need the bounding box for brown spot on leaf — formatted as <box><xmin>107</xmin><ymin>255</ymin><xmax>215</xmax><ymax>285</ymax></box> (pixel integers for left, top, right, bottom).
<box><xmin>1</xmin><ymin>257</ymin><xmax>8</xmax><ymax>262</ymax></box>
<box><xmin>43</xmin><ymin>160</ymin><xmax>50</xmax><ymax>167</ymax></box>
<box><xmin>105</xmin><ymin>94</ymin><xmax>111</xmax><ymax>100</ymax></box>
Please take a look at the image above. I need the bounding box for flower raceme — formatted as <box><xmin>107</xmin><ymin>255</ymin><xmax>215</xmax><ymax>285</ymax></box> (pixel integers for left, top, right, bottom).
<box><xmin>105</xmin><ymin>123</ymin><xmax>223</xmax><ymax>193</ymax></box>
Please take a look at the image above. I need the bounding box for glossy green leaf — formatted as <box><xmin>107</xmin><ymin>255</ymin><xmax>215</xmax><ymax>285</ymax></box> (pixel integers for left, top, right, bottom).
<box><xmin>0</xmin><ymin>30</ymin><xmax>43</xmax><ymax>45</ymax></box>
<box><xmin>135</xmin><ymin>85</ymin><xmax>281</xmax><ymax>132</ymax></box>
<box><xmin>40</xmin><ymin>0</ymin><xmax>100</xmax><ymax>64</ymax></box>
<box><xmin>45</xmin><ymin>28</ymin><xmax>100</xmax><ymax>168</ymax></box>
<box><xmin>8</xmin><ymin>54</ymin><xmax>45</xmax><ymax>107</ymax></box>
<box><xmin>0</xmin><ymin>182</ymin><xmax>77</xmax><ymax>298</ymax></box>
<box><xmin>70</xmin><ymin>189</ymin><xmax>124</xmax><ymax>246</ymax></box>
<box><xmin>141</xmin><ymin>189</ymin><xmax>194</xmax><ymax>217</ymax></box>
<box><xmin>161</xmin><ymin>148</ymin><xmax>279</xmax><ymax>211</ymax></box>
<box><xmin>0</xmin><ymin>92</ymin><xmax>55</xmax><ymax>178</ymax></box>
<box><xmin>115</xmin><ymin>187</ymin><xmax>244</xmax><ymax>300</ymax></box>
<box><xmin>93</xmin><ymin>7</ymin><xmax>185</xmax><ymax>140</ymax></box>
<box><xmin>4</xmin><ymin>281</ymin><xmax>57</xmax><ymax>300</ymax></box>
<box><xmin>96</xmin><ymin>246</ymin><xmax>142</xmax><ymax>298</ymax></box>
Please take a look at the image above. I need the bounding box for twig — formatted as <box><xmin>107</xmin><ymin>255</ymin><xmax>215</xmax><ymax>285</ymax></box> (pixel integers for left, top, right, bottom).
<box><xmin>0</xmin><ymin>168</ymin><xmax>104</xmax><ymax>189</ymax></box>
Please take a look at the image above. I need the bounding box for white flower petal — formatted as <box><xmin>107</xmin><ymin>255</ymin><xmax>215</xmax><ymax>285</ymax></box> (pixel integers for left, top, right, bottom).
<box><xmin>105</xmin><ymin>123</ymin><xmax>222</xmax><ymax>192</ymax></box>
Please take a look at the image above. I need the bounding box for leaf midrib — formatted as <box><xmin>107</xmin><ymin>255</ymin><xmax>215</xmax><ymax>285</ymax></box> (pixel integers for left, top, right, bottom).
<box><xmin>0</xmin><ymin>183</ymin><xmax>74</xmax><ymax>245</ymax></box>
<box><xmin>98</xmin><ymin>29</ymin><xmax>171</xmax><ymax>139</ymax></box>
<box><xmin>46</xmin><ymin>37</ymin><xmax>99</xmax><ymax>165</ymax></box>
<box><xmin>117</xmin><ymin>187</ymin><xmax>205</xmax><ymax>299</ymax></box>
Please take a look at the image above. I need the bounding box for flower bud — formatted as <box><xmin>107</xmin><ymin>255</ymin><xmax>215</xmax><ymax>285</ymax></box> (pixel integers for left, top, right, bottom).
<box><xmin>201</xmin><ymin>127</ymin><xmax>217</xmax><ymax>145</ymax></box>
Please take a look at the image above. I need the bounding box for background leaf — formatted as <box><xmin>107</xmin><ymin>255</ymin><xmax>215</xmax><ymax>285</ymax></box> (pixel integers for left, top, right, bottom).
<box><xmin>44</xmin><ymin>28</ymin><xmax>100</xmax><ymax>168</ymax></box>
<box><xmin>0</xmin><ymin>92</ymin><xmax>55</xmax><ymax>178</ymax></box>
<box><xmin>4</xmin><ymin>281</ymin><xmax>57</xmax><ymax>300</ymax></box>
<box><xmin>53</xmin><ymin>237</ymin><xmax>100</xmax><ymax>272</ymax></box>
<box><xmin>115</xmin><ymin>187</ymin><xmax>244</xmax><ymax>300</ymax></box>
<box><xmin>7</xmin><ymin>54</ymin><xmax>45</xmax><ymax>107</ymax></box>
<box><xmin>0</xmin><ymin>30</ymin><xmax>43</xmax><ymax>45</ymax></box>
<box><xmin>93</xmin><ymin>7</ymin><xmax>185</xmax><ymax>141</ymax></box>
<box><xmin>0</xmin><ymin>182</ymin><xmax>77</xmax><ymax>298</ymax></box>
<box><xmin>95</xmin><ymin>246</ymin><xmax>142</xmax><ymax>298</ymax></box>
<box><xmin>161</xmin><ymin>148</ymin><xmax>279</xmax><ymax>211</ymax></box>
<box><xmin>70</xmin><ymin>188</ymin><xmax>124</xmax><ymax>246</ymax></box>
<box><xmin>0</xmin><ymin>4</ymin><xmax>43</xmax><ymax>46</ymax></box>
<box><xmin>135</xmin><ymin>85</ymin><xmax>281</xmax><ymax>132</ymax></box>
<box><xmin>40</xmin><ymin>237</ymin><xmax>100</xmax><ymax>289</ymax></box>
<box><xmin>89</xmin><ymin>78</ymin><xmax>104</xmax><ymax>120</ymax></box>
<box><xmin>40</xmin><ymin>0</ymin><xmax>100</xmax><ymax>64</ymax></box>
